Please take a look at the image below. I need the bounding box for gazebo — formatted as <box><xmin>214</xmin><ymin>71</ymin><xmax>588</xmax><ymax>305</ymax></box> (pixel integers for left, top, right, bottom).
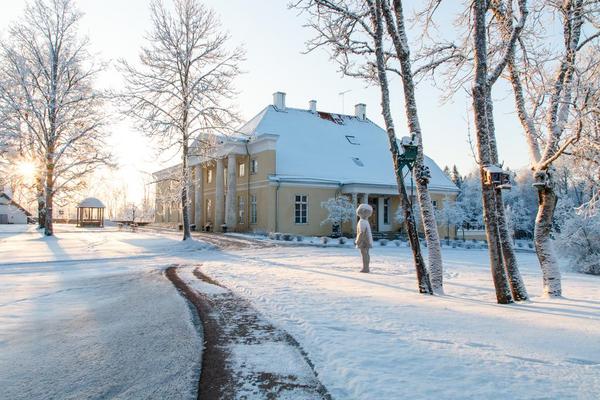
<box><xmin>76</xmin><ymin>197</ymin><xmax>106</xmax><ymax>227</ymax></box>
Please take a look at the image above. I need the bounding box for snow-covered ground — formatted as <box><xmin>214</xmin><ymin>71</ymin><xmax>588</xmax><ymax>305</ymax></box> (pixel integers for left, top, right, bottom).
<box><xmin>0</xmin><ymin>225</ymin><xmax>207</xmax><ymax>400</ymax></box>
<box><xmin>199</xmin><ymin>245</ymin><xmax>600</xmax><ymax>400</ymax></box>
<box><xmin>2</xmin><ymin>225</ymin><xmax>599</xmax><ymax>399</ymax></box>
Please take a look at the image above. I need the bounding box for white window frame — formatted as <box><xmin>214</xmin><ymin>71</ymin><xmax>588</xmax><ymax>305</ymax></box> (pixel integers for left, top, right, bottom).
<box><xmin>207</xmin><ymin>169</ymin><xmax>213</xmax><ymax>184</ymax></box>
<box><xmin>250</xmin><ymin>194</ymin><xmax>257</xmax><ymax>224</ymax></box>
<box><xmin>294</xmin><ymin>194</ymin><xmax>308</xmax><ymax>224</ymax></box>
<box><xmin>239</xmin><ymin>162</ymin><xmax>245</xmax><ymax>177</ymax></box>
<box><xmin>238</xmin><ymin>195</ymin><xmax>245</xmax><ymax>224</ymax></box>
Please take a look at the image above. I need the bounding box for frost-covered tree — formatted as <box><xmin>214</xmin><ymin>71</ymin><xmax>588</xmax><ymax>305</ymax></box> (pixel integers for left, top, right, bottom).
<box><xmin>321</xmin><ymin>196</ymin><xmax>355</xmax><ymax>235</ymax></box>
<box><xmin>493</xmin><ymin>0</ymin><xmax>600</xmax><ymax>296</ymax></box>
<box><xmin>468</xmin><ymin>0</ymin><xmax>529</xmax><ymax>303</ymax></box>
<box><xmin>0</xmin><ymin>0</ymin><xmax>111</xmax><ymax>236</ymax></box>
<box><xmin>556</xmin><ymin>199</ymin><xmax>600</xmax><ymax>275</ymax></box>
<box><xmin>414</xmin><ymin>0</ymin><xmax>528</xmax><ymax>302</ymax></box>
<box><xmin>119</xmin><ymin>0</ymin><xmax>243</xmax><ymax>240</ymax></box>
<box><xmin>293</xmin><ymin>0</ymin><xmax>445</xmax><ymax>294</ymax></box>
<box><xmin>435</xmin><ymin>196</ymin><xmax>465</xmax><ymax>244</ymax></box>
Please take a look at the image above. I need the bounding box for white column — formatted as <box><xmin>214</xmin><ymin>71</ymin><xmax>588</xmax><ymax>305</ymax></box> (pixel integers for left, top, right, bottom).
<box><xmin>215</xmin><ymin>158</ymin><xmax>225</xmax><ymax>231</ymax></box>
<box><xmin>351</xmin><ymin>192</ymin><xmax>358</xmax><ymax>236</ymax></box>
<box><xmin>194</xmin><ymin>164</ymin><xmax>203</xmax><ymax>229</ymax></box>
<box><xmin>225</xmin><ymin>154</ymin><xmax>237</xmax><ymax>229</ymax></box>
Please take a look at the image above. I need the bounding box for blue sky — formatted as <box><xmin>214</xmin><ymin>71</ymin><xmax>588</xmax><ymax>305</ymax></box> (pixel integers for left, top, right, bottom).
<box><xmin>0</xmin><ymin>0</ymin><xmax>530</xmax><ymax>202</ymax></box>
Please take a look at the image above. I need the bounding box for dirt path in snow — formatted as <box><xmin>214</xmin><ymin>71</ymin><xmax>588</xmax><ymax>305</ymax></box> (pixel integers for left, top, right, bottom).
<box><xmin>166</xmin><ymin>264</ymin><xmax>331</xmax><ymax>400</ymax></box>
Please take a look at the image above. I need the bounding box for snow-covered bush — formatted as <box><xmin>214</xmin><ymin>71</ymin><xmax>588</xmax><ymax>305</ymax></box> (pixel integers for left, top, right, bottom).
<box><xmin>379</xmin><ymin>239</ymin><xmax>389</xmax><ymax>246</ymax></box>
<box><xmin>268</xmin><ymin>232</ymin><xmax>276</xmax><ymax>240</ymax></box>
<box><xmin>282</xmin><ymin>233</ymin><xmax>293</xmax><ymax>241</ymax></box>
<box><xmin>556</xmin><ymin>211</ymin><xmax>600</xmax><ymax>275</ymax></box>
<box><xmin>321</xmin><ymin>196</ymin><xmax>355</xmax><ymax>236</ymax></box>
<box><xmin>320</xmin><ymin>236</ymin><xmax>329</xmax><ymax>245</ymax></box>
<box><xmin>338</xmin><ymin>237</ymin><xmax>347</xmax><ymax>245</ymax></box>
<box><xmin>296</xmin><ymin>235</ymin><xmax>304</xmax><ymax>242</ymax></box>
<box><xmin>394</xmin><ymin>239</ymin><xmax>401</xmax><ymax>247</ymax></box>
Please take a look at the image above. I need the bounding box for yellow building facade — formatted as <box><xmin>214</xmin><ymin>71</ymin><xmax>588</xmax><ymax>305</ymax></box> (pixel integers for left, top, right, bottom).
<box><xmin>154</xmin><ymin>92</ymin><xmax>459</xmax><ymax>238</ymax></box>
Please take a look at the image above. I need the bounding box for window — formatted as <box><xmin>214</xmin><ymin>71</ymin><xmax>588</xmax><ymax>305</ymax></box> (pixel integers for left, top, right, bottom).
<box><xmin>239</xmin><ymin>163</ymin><xmax>245</xmax><ymax>177</ymax></box>
<box><xmin>250</xmin><ymin>159</ymin><xmax>258</xmax><ymax>174</ymax></box>
<box><xmin>224</xmin><ymin>168</ymin><xmax>227</xmax><ymax>189</ymax></box>
<box><xmin>432</xmin><ymin>200</ymin><xmax>438</xmax><ymax>208</ymax></box>
<box><xmin>250</xmin><ymin>194</ymin><xmax>257</xmax><ymax>224</ymax></box>
<box><xmin>206</xmin><ymin>199</ymin><xmax>212</xmax><ymax>222</ymax></box>
<box><xmin>238</xmin><ymin>196</ymin><xmax>245</xmax><ymax>224</ymax></box>
<box><xmin>207</xmin><ymin>169</ymin><xmax>213</xmax><ymax>183</ymax></box>
<box><xmin>345</xmin><ymin>135</ymin><xmax>360</xmax><ymax>145</ymax></box>
<box><xmin>295</xmin><ymin>194</ymin><xmax>308</xmax><ymax>224</ymax></box>
<box><xmin>383</xmin><ymin>198</ymin><xmax>390</xmax><ymax>224</ymax></box>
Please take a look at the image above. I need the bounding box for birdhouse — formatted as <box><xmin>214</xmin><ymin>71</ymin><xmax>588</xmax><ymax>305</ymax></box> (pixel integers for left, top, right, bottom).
<box><xmin>483</xmin><ymin>165</ymin><xmax>511</xmax><ymax>190</ymax></box>
<box><xmin>400</xmin><ymin>136</ymin><xmax>418</xmax><ymax>161</ymax></box>
<box><xmin>398</xmin><ymin>136</ymin><xmax>418</xmax><ymax>170</ymax></box>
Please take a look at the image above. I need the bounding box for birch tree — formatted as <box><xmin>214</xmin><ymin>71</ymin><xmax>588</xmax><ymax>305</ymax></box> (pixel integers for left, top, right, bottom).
<box><xmin>292</xmin><ymin>0</ymin><xmax>441</xmax><ymax>294</ymax></box>
<box><xmin>470</xmin><ymin>0</ymin><xmax>530</xmax><ymax>303</ymax></box>
<box><xmin>119</xmin><ymin>0</ymin><xmax>243</xmax><ymax>241</ymax></box>
<box><xmin>0</xmin><ymin>0</ymin><xmax>110</xmax><ymax>236</ymax></box>
<box><xmin>493</xmin><ymin>0</ymin><xmax>600</xmax><ymax>296</ymax></box>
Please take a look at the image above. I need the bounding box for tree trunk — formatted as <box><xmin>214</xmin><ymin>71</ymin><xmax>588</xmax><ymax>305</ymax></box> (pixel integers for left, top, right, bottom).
<box><xmin>399</xmin><ymin>172</ymin><xmax>433</xmax><ymax>294</ymax></box>
<box><xmin>382</xmin><ymin>0</ymin><xmax>444</xmax><ymax>294</ymax></box>
<box><xmin>495</xmin><ymin>189</ymin><xmax>529</xmax><ymax>301</ymax></box>
<box><xmin>370</xmin><ymin>0</ymin><xmax>432</xmax><ymax>294</ymax></box>
<box><xmin>534</xmin><ymin>182</ymin><xmax>561</xmax><ymax>297</ymax></box>
<box><xmin>485</xmin><ymin>91</ymin><xmax>528</xmax><ymax>301</ymax></box>
<box><xmin>181</xmin><ymin>142</ymin><xmax>192</xmax><ymax>241</ymax></box>
<box><xmin>36</xmin><ymin>176</ymin><xmax>45</xmax><ymax>229</ymax></box>
<box><xmin>44</xmin><ymin>155</ymin><xmax>54</xmax><ymax>236</ymax></box>
<box><xmin>472</xmin><ymin>0</ymin><xmax>513</xmax><ymax>304</ymax></box>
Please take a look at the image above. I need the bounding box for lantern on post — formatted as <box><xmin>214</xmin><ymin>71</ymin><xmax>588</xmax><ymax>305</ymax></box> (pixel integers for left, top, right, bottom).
<box><xmin>398</xmin><ymin>135</ymin><xmax>418</xmax><ymax>171</ymax></box>
<box><xmin>483</xmin><ymin>165</ymin><xmax>511</xmax><ymax>190</ymax></box>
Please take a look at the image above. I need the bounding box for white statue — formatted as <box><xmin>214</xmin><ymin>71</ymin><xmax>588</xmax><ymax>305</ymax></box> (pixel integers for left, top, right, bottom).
<box><xmin>355</xmin><ymin>204</ymin><xmax>374</xmax><ymax>273</ymax></box>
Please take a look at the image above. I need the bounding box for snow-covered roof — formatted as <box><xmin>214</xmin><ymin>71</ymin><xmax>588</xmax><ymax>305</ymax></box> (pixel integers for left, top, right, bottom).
<box><xmin>77</xmin><ymin>197</ymin><xmax>105</xmax><ymax>208</ymax></box>
<box><xmin>239</xmin><ymin>105</ymin><xmax>458</xmax><ymax>192</ymax></box>
<box><xmin>0</xmin><ymin>191</ymin><xmax>32</xmax><ymax>216</ymax></box>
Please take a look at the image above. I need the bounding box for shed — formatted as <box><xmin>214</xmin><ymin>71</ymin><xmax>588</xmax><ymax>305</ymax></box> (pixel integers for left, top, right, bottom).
<box><xmin>0</xmin><ymin>192</ymin><xmax>31</xmax><ymax>224</ymax></box>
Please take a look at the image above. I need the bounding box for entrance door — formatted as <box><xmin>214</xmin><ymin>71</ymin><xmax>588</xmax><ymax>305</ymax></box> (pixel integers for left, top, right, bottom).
<box><xmin>368</xmin><ymin>198</ymin><xmax>378</xmax><ymax>232</ymax></box>
<box><xmin>0</xmin><ymin>214</ymin><xmax>8</xmax><ymax>224</ymax></box>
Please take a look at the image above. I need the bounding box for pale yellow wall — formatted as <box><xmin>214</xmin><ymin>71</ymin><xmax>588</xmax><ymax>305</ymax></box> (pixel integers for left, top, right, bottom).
<box><xmin>157</xmin><ymin>147</ymin><xmax>461</xmax><ymax>239</ymax></box>
<box><xmin>275</xmin><ymin>186</ymin><xmax>340</xmax><ymax>236</ymax></box>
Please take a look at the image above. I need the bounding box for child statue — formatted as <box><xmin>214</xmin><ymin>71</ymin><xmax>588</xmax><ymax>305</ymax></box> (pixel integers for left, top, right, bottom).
<box><xmin>355</xmin><ymin>203</ymin><xmax>374</xmax><ymax>273</ymax></box>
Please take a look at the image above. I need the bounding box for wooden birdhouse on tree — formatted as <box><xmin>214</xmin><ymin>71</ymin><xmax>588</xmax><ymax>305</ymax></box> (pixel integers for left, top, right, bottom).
<box><xmin>483</xmin><ymin>165</ymin><xmax>511</xmax><ymax>190</ymax></box>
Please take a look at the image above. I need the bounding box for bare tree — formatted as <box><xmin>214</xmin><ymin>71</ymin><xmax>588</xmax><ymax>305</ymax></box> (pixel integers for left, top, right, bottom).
<box><xmin>119</xmin><ymin>0</ymin><xmax>243</xmax><ymax>240</ymax></box>
<box><xmin>469</xmin><ymin>0</ymin><xmax>531</xmax><ymax>303</ymax></box>
<box><xmin>292</xmin><ymin>0</ymin><xmax>443</xmax><ymax>294</ymax></box>
<box><xmin>494</xmin><ymin>0</ymin><xmax>600</xmax><ymax>296</ymax></box>
<box><xmin>0</xmin><ymin>0</ymin><xmax>111</xmax><ymax>236</ymax></box>
<box><xmin>412</xmin><ymin>0</ymin><xmax>529</xmax><ymax>303</ymax></box>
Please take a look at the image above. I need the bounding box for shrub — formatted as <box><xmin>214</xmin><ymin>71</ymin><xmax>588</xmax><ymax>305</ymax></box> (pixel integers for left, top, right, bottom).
<box><xmin>282</xmin><ymin>233</ymin><xmax>293</xmax><ymax>241</ymax></box>
<box><xmin>379</xmin><ymin>239</ymin><xmax>389</xmax><ymax>246</ymax></box>
<box><xmin>394</xmin><ymin>240</ymin><xmax>401</xmax><ymax>247</ymax></box>
<box><xmin>296</xmin><ymin>235</ymin><xmax>303</xmax><ymax>242</ymax></box>
<box><xmin>338</xmin><ymin>237</ymin><xmax>347</xmax><ymax>245</ymax></box>
<box><xmin>320</xmin><ymin>236</ymin><xmax>329</xmax><ymax>245</ymax></box>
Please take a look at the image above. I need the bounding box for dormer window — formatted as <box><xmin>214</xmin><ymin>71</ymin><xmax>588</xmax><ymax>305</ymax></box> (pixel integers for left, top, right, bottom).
<box><xmin>352</xmin><ymin>157</ymin><xmax>364</xmax><ymax>167</ymax></box>
<box><xmin>345</xmin><ymin>135</ymin><xmax>360</xmax><ymax>145</ymax></box>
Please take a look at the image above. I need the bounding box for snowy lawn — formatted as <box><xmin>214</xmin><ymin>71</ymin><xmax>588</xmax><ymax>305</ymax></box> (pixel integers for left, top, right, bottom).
<box><xmin>199</xmin><ymin>245</ymin><xmax>600</xmax><ymax>400</ymax></box>
<box><xmin>0</xmin><ymin>225</ymin><xmax>208</xmax><ymax>400</ymax></box>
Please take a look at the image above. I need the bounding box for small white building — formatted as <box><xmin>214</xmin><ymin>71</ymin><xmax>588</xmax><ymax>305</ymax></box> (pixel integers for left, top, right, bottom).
<box><xmin>0</xmin><ymin>191</ymin><xmax>31</xmax><ymax>224</ymax></box>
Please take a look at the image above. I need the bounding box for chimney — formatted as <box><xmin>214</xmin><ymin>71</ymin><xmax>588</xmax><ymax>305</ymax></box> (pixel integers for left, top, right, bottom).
<box><xmin>309</xmin><ymin>100</ymin><xmax>317</xmax><ymax>113</ymax></box>
<box><xmin>273</xmin><ymin>91</ymin><xmax>286</xmax><ymax>111</ymax></box>
<box><xmin>355</xmin><ymin>103</ymin><xmax>366</xmax><ymax>120</ymax></box>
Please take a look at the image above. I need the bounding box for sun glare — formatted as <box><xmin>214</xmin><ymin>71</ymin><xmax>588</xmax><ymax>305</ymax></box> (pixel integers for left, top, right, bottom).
<box><xmin>16</xmin><ymin>161</ymin><xmax>37</xmax><ymax>181</ymax></box>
